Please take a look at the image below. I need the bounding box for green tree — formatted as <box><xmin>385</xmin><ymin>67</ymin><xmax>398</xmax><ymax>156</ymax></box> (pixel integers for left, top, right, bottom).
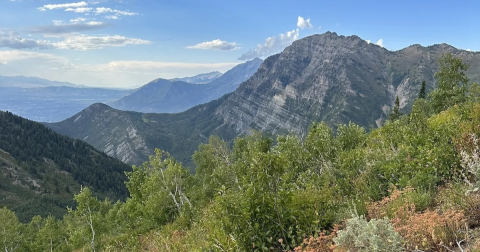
<box><xmin>336</xmin><ymin>122</ymin><xmax>367</xmax><ymax>151</ymax></box>
<box><xmin>193</xmin><ymin>136</ymin><xmax>234</xmax><ymax>200</ymax></box>
<box><xmin>429</xmin><ymin>53</ymin><xmax>469</xmax><ymax>113</ymax></box>
<box><xmin>123</xmin><ymin>149</ymin><xmax>194</xmax><ymax>231</ymax></box>
<box><xmin>388</xmin><ymin>96</ymin><xmax>402</xmax><ymax>121</ymax></box>
<box><xmin>418</xmin><ymin>80</ymin><xmax>426</xmax><ymax>99</ymax></box>
<box><xmin>29</xmin><ymin>216</ymin><xmax>65</xmax><ymax>252</ymax></box>
<box><xmin>69</xmin><ymin>187</ymin><xmax>102</xmax><ymax>252</ymax></box>
<box><xmin>0</xmin><ymin>207</ymin><xmax>23</xmax><ymax>252</ymax></box>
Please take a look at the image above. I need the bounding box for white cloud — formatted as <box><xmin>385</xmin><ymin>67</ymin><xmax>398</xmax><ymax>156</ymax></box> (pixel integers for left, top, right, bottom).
<box><xmin>30</xmin><ymin>21</ymin><xmax>107</xmax><ymax>35</ymax></box>
<box><xmin>0</xmin><ymin>31</ymin><xmax>52</xmax><ymax>49</ymax></box>
<box><xmin>0</xmin><ymin>50</ymin><xmax>66</xmax><ymax>63</ymax></box>
<box><xmin>38</xmin><ymin>1</ymin><xmax>88</xmax><ymax>11</ymax></box>
<box><xmin>187</xmin><ymin>39</ymin><xmax>240</xmax><ymax>51</ymax></box>
<box><xmin>65</xmin><ymin>7</ymin><xmax>92</xmax><ymax>13</ymax></box>
<box><xmin>297</xmin><ymin>16</ymin><xmax>313</xmax><ymax>29</ymax></box>
<box><xmin>239</xmin><ymin>28</ymin><xmax>299</xmax><ymax>60</ymax></box>
<box><xmin>375</xmin><ymin>39</ymin><xmax>384</xmax><ymax>47</ymax></box>
<box><xmin>93</xmin><ymin>61</ymin><xmax>239</xmax><ymax>72</ymax></box>
<box><xmin>86</xmin><ymin>21</ymin><xmax>103</xmax><ymax>26</ymax></box>
<box><xmin>105</xmin><ymin>15</ymin><xmax>118</xmax><ymax>20</ymax></box>
<box><xmin>52</xmin><ymin>20</ymin><xmax>65</xmax><ymax>26</ymax></box>
<box><xmin>1</xmin><ymin>61</ymin><xmax>6</xmax><ymax>65</ymax></box>
<box><xmin>95</xmin><ymin>7</ymin><xmax>113</xmax><ymax>13</ymax></box>
<box><xmin>95</xmin><ymin>7</ymin><xmax>137</xmax><ymax>16</ymax></box>
<box><xmin>2</xmin><ymin>28</ymin><xmax>151</xmax><ymax>51</ymax></box>
<box><xmin>70</xmin><ymin>18</ymin><xmax>87</xmax><ymax>23</ymax></box>
<box><xmin>0</xmin><ymin>49</ymin><xmax>242</xmax><ymax>88</ymax></box>
<box><xmin>467</xmin><ymin>49</ymin><xmax>471</xmax><ymax>52</ymax></box>
<box><xmin>52</xmin><ymin>35</ymin><xmax>151</xmax><ymax>50</ymax></box>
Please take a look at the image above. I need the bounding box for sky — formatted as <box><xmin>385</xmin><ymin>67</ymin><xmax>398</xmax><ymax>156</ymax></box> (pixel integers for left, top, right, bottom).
<box><xmin>0</xmin><ymin>0</ymin><xmax>478</xmax><ymax>88</ymax></box>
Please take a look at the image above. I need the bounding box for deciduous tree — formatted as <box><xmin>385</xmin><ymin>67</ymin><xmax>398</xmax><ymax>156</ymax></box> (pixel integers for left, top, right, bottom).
<box><xmin>429</xmin><ymin>53</ymin><xmax>469</xmax><ymax>113</ymax></box>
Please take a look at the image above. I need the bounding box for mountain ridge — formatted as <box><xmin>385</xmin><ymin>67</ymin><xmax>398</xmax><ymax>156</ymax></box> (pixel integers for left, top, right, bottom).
<box><xmin>47</xmin><ymin>32</ymin><xmax>480</xmax><ymax>166</ymax></box>
<box><xmin>107</xmin><ymin>58</ymin><xmax>262</xmax><ymax>113</ymax></box>
<box><xmin>170</xmin><ymin>71</ymin><xmax>223</xmax><ymax>84</ymax></box>
<box><xmin>0</xmin><ymin>75</ymin><xmax>87</xmax><ymax>88</ymax></box>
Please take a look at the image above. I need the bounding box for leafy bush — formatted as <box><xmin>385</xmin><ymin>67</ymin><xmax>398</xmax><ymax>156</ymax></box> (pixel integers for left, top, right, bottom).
<box><xmin>333</xmin><ymin>214</ymin><xmax>402</xmax><ymax>252</ymax></box>
<box><xmin>435</xmin><ymin>184</ymin><xmax>480</xmax><ymax>229</ymax></box>
<box><xmin>459</xmin><ymin>133</ymin><xmax>480</xmax><ymax>189</ymax></box>
<box><xmin>367</xmin><ymin>187</ymin><xmax>433</xmax><ymax>220</ymax></box>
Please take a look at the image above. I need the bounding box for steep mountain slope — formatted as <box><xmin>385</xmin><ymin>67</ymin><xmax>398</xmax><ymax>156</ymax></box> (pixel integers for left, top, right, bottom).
<box><xmin>107</xmin><ymin>79</ymin><xmax>206</xmax><ymax>113</ymax></box>
<box><xmin>108</xmin><ymin>58</ymin><xmax>262</xmax><ymax>113</ymax></box>
<box><xmin>171</xmin><ymin>71</ymin><xmax>222</xmax><ymax>84</ymax></box>
<box><xmin>201</xmin><ymin>58</ymin><xmax>263</xmax><ymax>103</ymax></box>
<box><xmin>216</xmin><ymin>33</ymin><xmax>480</xmax><ymax>134</ymax></box>
<box><xmin>45</xmin><ymin>101</ymin><xmax>232</xmax><ymax>167</ymax></box>
<box><xmin>0</xmin><ymin>111</ymin><xmax>131</xmax><ymax>221</ymax></box>
<box><xmin>0</xmin><ymin>86</ymin><xmax>131</xmax><ymax>122</ymax></box>
<box><xmin>47</xmin><ymin>32</ymin><xmax>480</xmax><ymax>166</ymax></box>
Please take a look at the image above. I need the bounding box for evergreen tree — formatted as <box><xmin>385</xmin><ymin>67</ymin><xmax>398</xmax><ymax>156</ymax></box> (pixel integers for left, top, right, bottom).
<box><xmin>389</xmin><ymin>96</ymin><xmax>402</xmax><ymax>121</ymax></box>
<box><xmin>418</xmin><ymin>80</ymin><xmax>426</xmax><ymax>99</ymax></box>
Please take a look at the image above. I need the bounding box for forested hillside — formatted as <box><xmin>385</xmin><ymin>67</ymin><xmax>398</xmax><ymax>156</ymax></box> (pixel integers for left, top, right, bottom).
<box><xmin>0</xmin><ymin>111</ymin><xmax>131</xmax><ymax>221</ymax></box>
<box><xmin>3</xmin><ymin>54</ymin><xmax>480</xmax><ymax>251</ymax></box>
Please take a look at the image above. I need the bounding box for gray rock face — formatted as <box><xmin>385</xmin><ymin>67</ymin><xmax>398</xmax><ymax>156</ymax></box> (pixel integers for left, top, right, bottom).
<box><xmin>215</xmin><ymin>32</ymin><xmax>480</xmax><ymax>134</ymax></box>
<box><xmin>47</xmin><ymin>103</ymin><xmax>152</xmax><ymax>164</ymax></box>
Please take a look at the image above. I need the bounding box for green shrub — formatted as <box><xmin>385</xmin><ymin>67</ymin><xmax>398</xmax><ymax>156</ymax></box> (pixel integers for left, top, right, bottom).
<box><xmin>334</xmin><ymin>214</ymin><xmax>402</xmax><ymax>252</ymax></box>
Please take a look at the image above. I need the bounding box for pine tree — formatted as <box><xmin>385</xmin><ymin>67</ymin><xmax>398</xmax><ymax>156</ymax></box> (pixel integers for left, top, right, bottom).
<box><xmin>418</xmin><ymin>80</ymin><xmax>426</xmax><ymax>99</ymax></box>
<box><xmin>389</xmin><ymin>96</ymin><xmax>402</xmax><ymax>121</ymax></box>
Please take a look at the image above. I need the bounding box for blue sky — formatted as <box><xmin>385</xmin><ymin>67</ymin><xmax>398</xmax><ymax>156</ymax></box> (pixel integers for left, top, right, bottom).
<box><xmin>0</xmin><ymin>0</ymin><xmax>478</xmax><ymax>88</ymax></box>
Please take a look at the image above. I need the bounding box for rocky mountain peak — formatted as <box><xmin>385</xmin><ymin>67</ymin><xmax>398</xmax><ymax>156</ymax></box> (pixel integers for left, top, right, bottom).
<box><xmin>47</xmin><ymin>32</ymin><xmax>480</xmax><ymax>167</ymax></box>
<box><xmin>84</xmin><ymin>102</ymin><xmax>113</xmax><ymax>113</ymax></box>
<box><xmin>215</xmin><ymin>32</ymin><xmax>480</xmax><ymax>134</ymax></box>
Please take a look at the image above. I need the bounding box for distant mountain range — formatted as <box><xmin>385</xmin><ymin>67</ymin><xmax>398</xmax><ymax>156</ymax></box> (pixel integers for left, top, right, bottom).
<box><xmin>0</xmin><ymin>75</ymin><xmax>86</xmax><ymax>88</ymax></box>
<box><xmin>170</xmin><ymin>71</ymin><xmax>223</xmax><ymax>84</ymax></box>
<box><xmin>46</xmin><ymin>32</ymin><xmax>480</xmax><ymax>167</ymax></box>
<box><xmin>107</xmin><ymin>58</ymin><xmax>262</xmax><ymax>113</ymax></box>
<box><xmin>0</xmin><ymin>111</ymin><xmax>131</xmax><ymax>222</ymax></box>
<box><xmin>0</xmin><ymin>62</ymin><xmax>261</xmax><ymax>122</ymax></box>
